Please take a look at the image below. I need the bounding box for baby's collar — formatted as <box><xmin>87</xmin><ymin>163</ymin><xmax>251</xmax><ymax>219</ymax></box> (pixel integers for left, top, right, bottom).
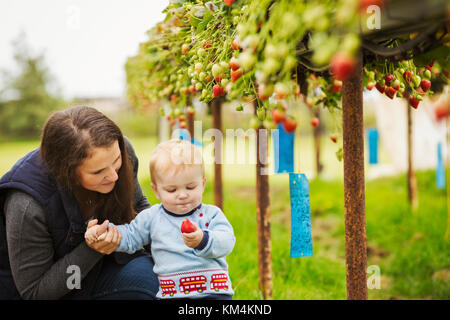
<box><xmin>161</xmin><ymin>203</ymin><xmax>202</xmax><ymax>217</ymax></box>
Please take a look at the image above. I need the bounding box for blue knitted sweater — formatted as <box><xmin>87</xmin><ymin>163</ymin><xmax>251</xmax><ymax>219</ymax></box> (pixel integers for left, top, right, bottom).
<box><xmin>116</xmin><ymin>203</ymin><xmax>235</xmax><ymax>299</ymax></box>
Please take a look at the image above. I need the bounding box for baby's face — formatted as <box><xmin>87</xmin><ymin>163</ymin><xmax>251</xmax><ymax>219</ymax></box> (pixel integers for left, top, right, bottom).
<box><xmin>152</xmin><ymin>165</ymin><xmax>206</xmax><ymax>215</ymax></box>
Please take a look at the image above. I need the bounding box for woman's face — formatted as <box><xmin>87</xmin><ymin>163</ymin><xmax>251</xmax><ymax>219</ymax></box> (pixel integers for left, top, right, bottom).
<box><xmin>76</xmin><ymin>140</ymin><xmax>122</xmax><ymax>194</ymax></box>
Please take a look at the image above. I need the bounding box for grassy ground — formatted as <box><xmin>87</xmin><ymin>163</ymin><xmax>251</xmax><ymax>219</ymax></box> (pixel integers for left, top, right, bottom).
<box><xmin>0</xmin><ymin>136</ymin><xmax>448</xmax><ymax>300</ymax></box>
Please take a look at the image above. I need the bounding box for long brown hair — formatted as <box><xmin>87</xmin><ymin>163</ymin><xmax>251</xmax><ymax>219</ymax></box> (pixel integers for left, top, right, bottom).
<box><xmin>40</xmin><ymin>105</ymin><xmax>135</xmax><ymax>224</ymax></box>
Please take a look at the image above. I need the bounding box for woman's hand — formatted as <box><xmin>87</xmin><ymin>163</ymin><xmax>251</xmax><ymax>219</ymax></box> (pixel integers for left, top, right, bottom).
<box><xmin>85</xmin><ymin>219</ymin><xmax>121</xmax><ymax>255</ymax></box>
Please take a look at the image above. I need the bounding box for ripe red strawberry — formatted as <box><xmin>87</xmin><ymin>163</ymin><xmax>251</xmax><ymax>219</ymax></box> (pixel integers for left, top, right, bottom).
<box><xmin>384</xmin><ymin>74</ymin><xmax>394</xmax><ymax>87</ymax></box>
<box><xmin>311</xmin><ymin>117</ymin><xmax>319</xmax><ymax>128</ymax></box>
<box><xmin>272</xmin><ymin>109</ymin><xmax>285</xmax><ymax>124</ymax></box>
<box><xmin>330</xmin><ymin>53</ymin><xmax>356</xmax><ymax>81</ymax></box>
<box><xmin>385</xmin><ymin>87</ymin><xmax>397</xmax><ymax>99</ymax></box>
<box><xmin>330</xmin><ymin>135</ymin><xmax>338</xmax><ymax>143</ymax></box>
<box><xmin>375</xmin><ymin>82</ymin><xmax>385</xmax><ymax>94</ymax></box>
<box><xmin>231</xmin><ymin>68</ymin><xmax>242</xmax><ymax>82</ymax></box>
<box><xmin>230</xmin><ymin>57</ymin><xmax>240</xmax><ymax>71</ymax></box>
<box><xmin>403</xmin><ymin>70</ymin><xmax>414</xmax><ymax>83</ymax></box>
<box><xmin>360</xmin><ymin>0</ymin><xmax>384</xmax><ymax>11</ymax></box>
<box><xmin>181</xmin><ymin>218</ymin><xmax>196</xmax><ymax>233</ymax></box>
<box><xmin>408</xmin><ymin>96</ymin><xmax>420</xmax><ymax>109</ymax></box>
<box><xmin>420</xmin><ymin>79</ymin><xmax>431</xmax><ymax>92</ymax></box>
<box><xmin>215</xmin><ymin>75</ymin><xmax>223</xmax><ymax>83</ymax></box>
<box><xmin>434</xmin><ymin>101</ymin><xmax>450</xmax><ymax>121</ymax></box>
<box><xmin>213</xmin><ymin>84</ymin><xmax>225</xmax><ymax>97</ymax></box>
<box><xmin>202</xmin><ymin>40</ymin><xmax>212</xmax><ymax>49</ymax></box>
<box><xmin>224</xmin><ymin>0</ymin><xmax>234</xmax><ymax>6</ymax></box>
<box><xmin>282</xmin><ymin>117</ymin><xmax>297</xmax><ymax>133</ymax></box>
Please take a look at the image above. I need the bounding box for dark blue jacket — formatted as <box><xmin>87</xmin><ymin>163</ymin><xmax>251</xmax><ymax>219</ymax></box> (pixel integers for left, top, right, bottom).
<box><xmin>0</xmin><ymin>143</ymin><xmax>149</xmax><ymax>299</ymax></box>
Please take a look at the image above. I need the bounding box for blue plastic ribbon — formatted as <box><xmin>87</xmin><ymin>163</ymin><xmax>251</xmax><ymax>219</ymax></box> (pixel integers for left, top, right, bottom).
<box><xmin>289</xmin><ymin>173</ymin><xmax>313</xmax><ymax>257</ymax></box>
<box><xmin>272</xmin><ymin>124</ymin><xmax>294</xmax><ymax>174</ymax></box>
<box><xmin>437</xmin><ymin>142</ymin><xmax>445</xmax><ymax>189</ymax></box>
<box><xmin>367</xmin><ymin>128</ymin><xmax>379</xmax><ymax>165</ymax></box>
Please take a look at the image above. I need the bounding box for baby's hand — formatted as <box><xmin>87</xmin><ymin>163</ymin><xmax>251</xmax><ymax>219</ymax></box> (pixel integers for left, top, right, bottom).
<box><xmin>85</xmin><ymin>221</ymin><xmax>107</xmax><ymax>244</ymax></box>
<box><xmin>182</xmin><ymin>221</ymin><xmax>204</xmax><ymax>249</ymax></box>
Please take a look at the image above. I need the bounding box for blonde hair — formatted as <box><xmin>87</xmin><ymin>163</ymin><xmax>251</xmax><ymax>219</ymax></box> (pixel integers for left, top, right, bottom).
<box><xmin>149</xmin><ymin>139</ymin><xmax>205</xmax><ymax>185</ymax></box>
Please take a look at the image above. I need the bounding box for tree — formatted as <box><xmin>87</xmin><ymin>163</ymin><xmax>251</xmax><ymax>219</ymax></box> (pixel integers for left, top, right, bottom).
<box><xmin>0</xmin><ymin>34</ymin><xmax>64</xmax><ymax>138</ymax></box>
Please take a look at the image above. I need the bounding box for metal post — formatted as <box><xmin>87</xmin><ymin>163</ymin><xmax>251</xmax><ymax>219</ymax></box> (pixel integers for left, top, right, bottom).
<box><xmin>211</xmin><ymin>98</ymin><xmax>223</xmax><ymax>211</ymax></box>
<box><xmin>342</xmin><ymin>52</ymin><xmax>368</xmax><ymax>300</ymax></box>
<box><xmin>254</xmin><ymin>100</ymin><xmax>273</xmax><ymax>299</ymax></box>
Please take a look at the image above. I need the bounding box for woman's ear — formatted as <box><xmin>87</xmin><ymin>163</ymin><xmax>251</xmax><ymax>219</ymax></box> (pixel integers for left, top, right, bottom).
<box><xmin>151</xmin><ymin>182</ymin><xmax>161</xmax><ymax>200</ymax></box>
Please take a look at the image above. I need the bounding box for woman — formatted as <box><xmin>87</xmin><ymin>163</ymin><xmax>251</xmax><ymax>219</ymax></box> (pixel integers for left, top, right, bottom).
<box><xmin>0</xmin><ymin>106</ymin><xmax>159</xmax><ymax>299</ymax></box>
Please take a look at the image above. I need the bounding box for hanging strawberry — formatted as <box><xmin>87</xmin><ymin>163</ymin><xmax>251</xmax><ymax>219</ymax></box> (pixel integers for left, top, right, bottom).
<box><xmin>330</xmin><ymin>52</ymin><xmax>356</xmax><ymax>81</ymax></box>
<box><xmin>272</xmin><ymin>108</ymin><xmax>286</xmax><ymax>124</ymax></box>
<box><xmin>310</xmin><ymin>117</ymin><xmax>320</xmax><ymax>128</ymax></box>
<box><xmin>213</xmin><ymin>85</ymin><xmax>225</xmax><ymax>97</ymax></box>
<box><xmin>420</xmin><ymin>79</ymin><xmax>431</xmax><ymax>92</ymax></box>
<box><xmin>282</xmin><ymin>116</ymin><xmax>297</xmax><ymax>133</ymax></box>
<box><xmin>224</xmin><ymin>0</ymin><xmax>234</xmax><ymax>6</ymax></box>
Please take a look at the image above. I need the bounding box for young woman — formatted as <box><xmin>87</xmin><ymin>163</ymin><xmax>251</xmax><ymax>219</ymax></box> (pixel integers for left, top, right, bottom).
<box><xmin>0</xmin><ymin>106</ymin><xmax>158</xmax><ymax>299</ymax></box>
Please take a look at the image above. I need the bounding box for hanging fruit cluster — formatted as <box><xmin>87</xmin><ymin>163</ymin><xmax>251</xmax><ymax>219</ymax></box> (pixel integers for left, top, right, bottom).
<box><xmin>125</xmin><ymin>0</ymin><xmax>449</xmax><ymax>130</ymax></box>
<box><xmin>364</xmin><ymin>59</ymin><xmax>439</xmax><ymax>109</ymax></box>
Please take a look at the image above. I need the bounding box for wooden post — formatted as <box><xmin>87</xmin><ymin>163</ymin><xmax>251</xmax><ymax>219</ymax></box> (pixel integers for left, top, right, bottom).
<box><xmin>445</xmin><ymin>116</ymin><xmax>450</xmax><ymax>242</ymax></box>
<box><xmin>407</xmin><ymin>100</ymin><xmax>418</xmax><ymax>209</ymax></box>
<box><xmin>211</xmin><ymin>98</ymin><xmax>223</xmax><ymax>211</ymax></box>
<box><xmin>254</xmin><ymin>100</ymin><xmax>273</xmax><ymax>300</ymax></box>
<box><xmin>342</xmin><ymin>52</ymin><xmax>368</xmax><ymax>300</ymax></box>
<box><xmin>313</xmin><ymin>107</ymin><xmax>323</xmax><ymax>176</ymax></box>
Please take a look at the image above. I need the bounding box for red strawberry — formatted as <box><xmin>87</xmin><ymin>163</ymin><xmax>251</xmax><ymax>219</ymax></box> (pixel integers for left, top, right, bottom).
<box><xmin>282</xmin><ymin>117</ymin><xmax>297</xmax><ymax>133</ymax></box>
<box><xmin>403</xmin><ymin>70</ymin><xmax>414</xmax><ymax>83</ymax></box>
<box><xmin>375</xmin><ymin>82</ymin><xmax>385</xmax><ymax>94</ymax></box>
<box><xmin>434</xmin><ymin>101</ymin><xmax>450</xmax><ymax>121</ymax></box>
<box><xmin>408</xmin><ymin>96</ymin><xmax>420</xmax><ymax>109</ymax></box>
<box><xmin>426</xmin><ymin>59</ymin><xmax>435</xmax><ymax>72</ymax></box>
<box><xmin>330</xmin><ymin>53</ymin><xmax>356</xmax><ymax>81</ymax></box>
<box><xmin>384</xmin><ymin>74</ymin><xmax>394</xmax><ymax>87</ymax></box>
<box><xmin>215</xmin><ymin>75</ymin><xmax>223</xmax><ymax>83</ymax></box>
<box><xmin>366</xmin><ymin>82</ymin><xmax>375</xmax><ymax>90</ymax></box>
<box><xmin>179</xmin><ymin>121</ymin><xmax>187</xmax><ymax>129</ymax></box>
<box><xmin>385</xmin><ymin>87</ymin><xmax>397</xmax><ymax>99</ymax></box>
<box><xmin>213</xmin><ymin>84</ymin><xmax>225</xmax><ymax>97</ymax></box>
<box><xmin>330</xmin><ymin>135</ymin><xmax>338</xmax><ymax>143</ymax></box>
<box><xmin>310</xmin><ymin>117</ymin><xmax>319</xmax><ymax>128</ymax></box>
<box><xmin>202</xmin><ymin>40</ymin><xmax>212</xmax><ymax>49</ymax></box>
<box><xmin>420</xmin><ymin>80</ymin><xmax>431</xmax><ymax>92</ymax></box>
<box><xmin>181</xmin><ymin>218</ymin><xmax>196</xmax><ymax>233</ymax></box>
<box><xmin>230</xmin><ymin>57</ymin><xmax>240</xmax><ymax>71</ymax></box>
<box><xmin>360</xmin><ymin>0</ymin><xmax>384</xmax><ymax>11</ymax></box>
<box><xmin>231</xmin><ymin>69</ymin><xmax>242</xmax><ymax>82</ymax></box>
<box><xmin>224</xmin><ymin>0</ymin><xmax>234</xmax><ymax>6</ymax></box>
<box><xmin>272</xmin><ymin>109</ymin><xmax>285</xmax><ymax>124</ymax></box>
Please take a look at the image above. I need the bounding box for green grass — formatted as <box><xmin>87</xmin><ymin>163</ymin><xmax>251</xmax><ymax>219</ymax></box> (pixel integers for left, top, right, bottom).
<box><xmin>0</xmin><ymin>136</ymin><xmax>448</xmax><ymax>300</ymax></box>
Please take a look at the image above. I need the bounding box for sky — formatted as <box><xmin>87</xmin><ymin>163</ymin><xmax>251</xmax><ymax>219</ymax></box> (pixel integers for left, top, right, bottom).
<box><xmin>0</xmin><ymin>0</ymin><xmax>168</xmax><ymax>99</ymax></box>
